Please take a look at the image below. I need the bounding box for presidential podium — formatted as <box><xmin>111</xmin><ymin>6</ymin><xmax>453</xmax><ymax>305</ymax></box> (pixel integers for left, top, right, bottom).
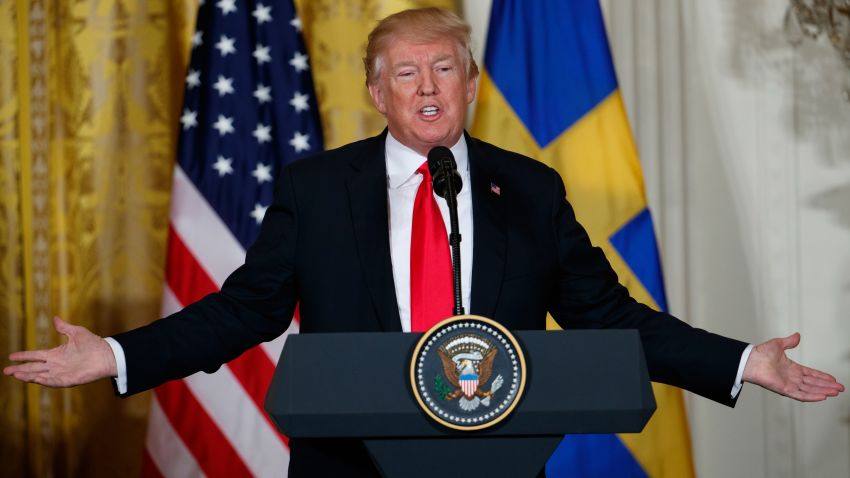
<box><xmin>264</xmin><ymin>330</ymin><xmax>656</xmax><ymax>477</ymax></box>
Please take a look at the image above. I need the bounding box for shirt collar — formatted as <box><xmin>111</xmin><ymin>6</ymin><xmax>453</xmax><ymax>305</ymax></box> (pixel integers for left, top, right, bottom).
<box><xmin>385</xmin><ymin>131</ymin><xmax>469</xmax><ymax>189</ymax></box>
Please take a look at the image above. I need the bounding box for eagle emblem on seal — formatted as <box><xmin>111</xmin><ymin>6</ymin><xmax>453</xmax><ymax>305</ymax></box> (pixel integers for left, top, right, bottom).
<box><xmin>435</xmin><ymin>333</ymin><xmax>504</xmax><ymax>411</ymax></box>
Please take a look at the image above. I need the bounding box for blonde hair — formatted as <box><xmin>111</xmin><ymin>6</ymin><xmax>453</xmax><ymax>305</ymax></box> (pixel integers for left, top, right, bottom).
<box><xmin>364</xmin><ymin>8</ymin><xmax>479</xmax><ymax>86</ymax></box>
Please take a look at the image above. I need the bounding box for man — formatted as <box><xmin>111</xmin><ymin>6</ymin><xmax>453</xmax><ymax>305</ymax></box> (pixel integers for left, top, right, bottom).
<box><xmin>5</xmin><ymin>8</ymin><xmax>843</xmax><ymax>477</ymax></box>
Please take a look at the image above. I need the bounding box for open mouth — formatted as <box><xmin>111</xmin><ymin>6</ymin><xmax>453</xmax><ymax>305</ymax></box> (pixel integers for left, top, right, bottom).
<box><xmin>420</xmin><ymin>105</ymin><xmax>439</xmax><ymax>117</ymax></box>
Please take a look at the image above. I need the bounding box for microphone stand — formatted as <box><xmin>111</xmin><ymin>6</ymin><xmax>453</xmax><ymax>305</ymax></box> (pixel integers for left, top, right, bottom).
<box><xmin>443</xmin><ymin>174</ymin><xmax>464</xmax><ymax>316</ymax></box>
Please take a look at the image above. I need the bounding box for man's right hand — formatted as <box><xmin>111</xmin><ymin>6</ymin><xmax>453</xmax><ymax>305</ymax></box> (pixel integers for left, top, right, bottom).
<box><xmin>3</xmin><ymin>316</ymin><xmax>117</xmax><ymax>387</ymax></box>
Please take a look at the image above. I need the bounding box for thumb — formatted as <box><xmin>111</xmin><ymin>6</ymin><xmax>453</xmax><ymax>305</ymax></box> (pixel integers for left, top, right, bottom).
<box><xmin>53</xmin><ymin>316</ymin><xmax>72</xmax><ymax>335</ymax></box>
<box><xmin>780</xmin><ymin>332</ymin><xmax>801</xmax><ymax>350</ymax></box>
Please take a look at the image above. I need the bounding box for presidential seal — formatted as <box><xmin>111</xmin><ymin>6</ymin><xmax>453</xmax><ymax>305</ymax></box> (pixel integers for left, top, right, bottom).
<box><xmin>410</xmin><ymin>315</ymin><xmax>526</xmax><ymax>431</ymax></box>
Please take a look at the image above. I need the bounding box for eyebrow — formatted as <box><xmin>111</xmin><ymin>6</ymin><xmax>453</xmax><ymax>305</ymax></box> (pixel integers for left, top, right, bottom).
<box><xmin>391</xmin><ymin>54</ymin><xmax>456</xmax><ymax>72</ymax></box>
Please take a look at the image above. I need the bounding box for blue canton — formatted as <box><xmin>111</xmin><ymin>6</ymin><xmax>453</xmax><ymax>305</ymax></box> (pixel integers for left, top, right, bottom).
<box><xmin>178</xmin><ymin>0</ymin><xmax>323</xmax><ymax>249</ymax></box>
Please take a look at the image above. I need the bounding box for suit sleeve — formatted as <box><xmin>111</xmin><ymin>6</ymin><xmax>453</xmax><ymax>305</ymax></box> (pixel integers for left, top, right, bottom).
<box><xmin>545</xmin><ymin>169</ymin><xmax>748</xmax><ymax>407</ymax></box>
<box><xmin>111</xmin><ymin>166</ymin><xmax>301</xmax><ymax>396</ymax></box>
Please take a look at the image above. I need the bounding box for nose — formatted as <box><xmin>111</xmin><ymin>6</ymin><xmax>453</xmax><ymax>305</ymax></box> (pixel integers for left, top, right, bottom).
<box><xmin>418</xmin><ymin>70</ymin><xmax>438</xmax><ymax>96</ymax></box>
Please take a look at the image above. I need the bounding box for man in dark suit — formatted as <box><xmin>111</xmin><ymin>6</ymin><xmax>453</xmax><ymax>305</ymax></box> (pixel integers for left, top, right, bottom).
<box><xmin>5</xmin><ymin>7</ymin><xmax>843</xmax><ymax>477</ymax></box>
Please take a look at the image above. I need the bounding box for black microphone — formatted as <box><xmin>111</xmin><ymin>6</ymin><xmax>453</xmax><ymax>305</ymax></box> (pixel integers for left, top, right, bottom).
<box><xmin>427</xmin><ymin>146</ymin><xmax>464</xmax><ymax>316</ymax></box>
<box><xmin>427</xmin><ymin>146</ymin><xmax>462</xmax><ymax>199</ymax></box>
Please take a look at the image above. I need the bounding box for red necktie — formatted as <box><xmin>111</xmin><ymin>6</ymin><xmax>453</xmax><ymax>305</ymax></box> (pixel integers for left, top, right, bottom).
<box><xmin>410</xmin><ymin>161</ymin><xmax>453</xmax><ymax>332</ymax></box>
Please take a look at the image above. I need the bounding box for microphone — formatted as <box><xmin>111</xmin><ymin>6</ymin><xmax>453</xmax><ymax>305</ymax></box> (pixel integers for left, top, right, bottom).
<box><xmin>427</xmin><ymin>146</ymin><xmax>464</xmax><ymax>316</ymax></box>
<box><xmin>427</xmin><ymin>146</ymin><xmax>462</xmax><ymax>199</ymax></box>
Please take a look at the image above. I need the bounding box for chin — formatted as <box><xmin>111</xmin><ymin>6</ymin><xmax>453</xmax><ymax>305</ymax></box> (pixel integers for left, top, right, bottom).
<box><xmin>417</xmin><ymin>132</ymin><xmax>457</xmax><ymax>148</ymax></box>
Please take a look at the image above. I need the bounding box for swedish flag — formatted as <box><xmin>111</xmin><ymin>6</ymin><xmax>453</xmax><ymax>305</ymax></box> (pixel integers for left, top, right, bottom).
<box><xmin>471</xmin><ymin>1</ymin><xmax>694</xmax><ymax>476</ymax></box>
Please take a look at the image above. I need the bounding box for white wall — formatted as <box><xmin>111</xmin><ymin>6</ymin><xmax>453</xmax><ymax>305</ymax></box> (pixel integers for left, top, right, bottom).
<box><xmin>464</xmin><ymin>1</ymin><xmax>850</xmax><ymax>476</ymax></box>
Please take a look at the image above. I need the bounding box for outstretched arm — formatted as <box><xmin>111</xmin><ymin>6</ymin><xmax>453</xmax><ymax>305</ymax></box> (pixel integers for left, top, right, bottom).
<box><xmin>743</xmin><ymin>333</ymin><xmax>844</xmax><ymax>401</ymax></box>
<box><xmin>3</xmin><ymin>316</ymin><xmax>116</xmax><ymax>387</ymax></box>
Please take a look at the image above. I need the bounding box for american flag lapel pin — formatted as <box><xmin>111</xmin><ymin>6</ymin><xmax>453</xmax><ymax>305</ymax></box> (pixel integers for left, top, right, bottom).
<box><xmin>490</xmin><ymin>181</ymin><xmax>501</xmax><ymax>196</ymax></box>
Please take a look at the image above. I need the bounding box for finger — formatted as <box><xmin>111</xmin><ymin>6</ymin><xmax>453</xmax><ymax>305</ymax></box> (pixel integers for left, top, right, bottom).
<box><xmin>780</xmin><ymin>332</ymin><xmax>801</xmax><ymax>350</ymax></box>
<box><xmin>786</xmin><ymin>388</ymin><xmax>826</xmax><ymax>402</ymax></box>
<box><xmin>13</xmin><ymin>372</ymin><xmax>63</xmax><ymax>388</ymax></box>
<box><xmin>803</xmin><ymin>367</ymin><xmax>840</xmax><ymax>383</ymax></box>
<box><xmin>802</xmin><ymin>374</ymin><xmax>844</xmax><ymax>390</ymax></box>
<box><xmin>53</xmin><ymin>316</ymin><xmax>72</xmax><ymax>335</ymax></box>
<box><xmin>10</xmin><ymin>370</ymin><xmax>49</xmax><ymax>382</ymax></box>
<box><xmin>798</xmin><ymin>382</ymin><xmax>842</xmax><ymax>397</ymax></box>
<box><xmin>3</xmin><ymin>362</ymin><xmax>50</xmax><ymax>374</ymax></box>
<box><xmin>8</xmin><ymin>350</ymin><xmax>49</xmax><ymax>362</ymax></box>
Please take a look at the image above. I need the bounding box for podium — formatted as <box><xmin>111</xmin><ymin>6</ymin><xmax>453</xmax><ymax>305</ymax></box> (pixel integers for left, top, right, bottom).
<box><xmin>265</xmin><ymin>329</ymin><xmax>656</xmax><ymax>477</ymax></box>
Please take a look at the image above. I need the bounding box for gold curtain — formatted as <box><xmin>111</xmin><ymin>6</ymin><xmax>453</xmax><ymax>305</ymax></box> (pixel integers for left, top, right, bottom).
<box><xmin>0</xmin><ymin>1</ymin><xmax>197</xmax><ymax>476</ymax></box>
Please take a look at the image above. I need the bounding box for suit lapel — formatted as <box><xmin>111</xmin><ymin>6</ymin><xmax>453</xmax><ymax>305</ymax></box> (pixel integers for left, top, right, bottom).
<box><xmin>467</xmin><ymin>135</ymin><xmax>507</xmax><ymax>318</ymax></box>
<box><xmin>346</xmin><ymin>132</ymin><xmax>403</xmax><ymax>332</ymax></box>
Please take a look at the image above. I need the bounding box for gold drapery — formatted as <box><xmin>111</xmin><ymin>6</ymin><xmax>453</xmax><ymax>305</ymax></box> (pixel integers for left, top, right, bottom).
<box><xmin>1</xmin><ymin>0</ymin><xmax>455</xmax><ymax>475</ymax></box>
<box><xmin>1</xmin><ymin>1</ymin><xmax>197</xmax><ymax>476</ymax></box>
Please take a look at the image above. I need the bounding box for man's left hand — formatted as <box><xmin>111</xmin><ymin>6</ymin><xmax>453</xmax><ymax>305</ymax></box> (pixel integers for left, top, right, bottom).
<box><xmin>743</xmin><ymin>332</ymin><xmax>844</xmax><ymax>401</ymax></box>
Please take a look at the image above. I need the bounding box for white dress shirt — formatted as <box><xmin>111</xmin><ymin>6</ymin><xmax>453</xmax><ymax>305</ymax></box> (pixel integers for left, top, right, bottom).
<box><xmin>109</xmin><ymin>131</ymin><xmax>748</xmax><ymax>398</ymax></box>
<box><xmin>385</xmin><ymin>132</ymin><xmax>473</xmax><ymax>332</ymax></box>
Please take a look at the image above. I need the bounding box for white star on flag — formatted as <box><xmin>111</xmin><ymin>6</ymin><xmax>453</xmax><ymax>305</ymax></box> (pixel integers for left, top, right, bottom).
<box><xmin>290</xmin><ymin>16</ymin><xmax>302</xmax><ymax>31</ymax></box>
<box><xmin>180</xmin><ymin>109</ymin><xmax>198</xmax><ymax>130</ymax></box>
<box><xmin>289</xmin><ymin>131</ymin><xmax>310</xmax><ymax>152</ymax></box>
<box><xmin>215</xmin><ymin>35</ymin><xmax>236</xmax><ymax>56</ymax></box>
<box><xmin>213</xmin><ymin>75</ymin><xmax>235</xmax><ymax>96</ymax></box>
<box><xmin>289</xmin><ymin>91</ymin><xmax>310</xmax><ymax>112</ymax></box>
<box><xmin>212</xmin><ymin>114</ymin><xmax>235</xmax><ymax>136</ymax></box>
<box><xmin>252</xmin><ymin>163</ymin><xmax>273</xmax><ymax>183</ymax></box>
<box><xmin>253</xmin><ymin>45</ymin><xmax>271</xmax><ymax>64</ymax></box>
<box><xmin>186</xmin><ymin>70</ymin><xmax>201</xmax><ymax>89</ymax></box>
<box><xmin>192</xmin><ymin>31</ymin><xmax>203</xmax><ymax>48</ymax></box>
<box><xmin>212</xmin><ymin>155</ymin><xmax>234</xmax><ymax>176</ymax></box>
<box><xmin>252</xmin><ymin>4</ymin><xmax>272</xmax><ymax>24</ymax></box>
<box><xmin>253</xmin><ymin>84</ymin><xmax>272</xmax><ymax>104</ymax></box>
<box><xmin>250</xmin><ymin>203</ymin><xmax>269</xmax><ymax>224</ymax></box>
<box><xmin>253</xmin><ymin>123</ymin><xmax>272</xmax><ymax>144</ymax></box>
<box><xmin>289</xmin><ymin>51</ymin><xmax>309</xmax><ymax>72</ymax></box>
<box><xmin>216</xmin><ymin>0</ymin><xmax>236</xmax><ymax>15</ymax></box>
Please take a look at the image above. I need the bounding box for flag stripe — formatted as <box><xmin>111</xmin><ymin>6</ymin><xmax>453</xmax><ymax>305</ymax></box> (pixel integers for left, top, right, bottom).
<box><xmin>227</xmin><ymin>346</ymin><xmax>290</xmax><ymax>447</ymax></box>
<box><xmin>184</xmin><ymin>365</ymin><xmax>290</xmax><ymax>476</ymax></box>
<box><xmin>165</xmin><ymin>225</ymin><xmax>219</xmax><ymax>304</ymax></box>
<box><xmin>610</xmin><ymin>208</ymin><xmax>668</xmax><ymax>312</ymax></box>
<box><xmin>155</xmin><ymin>379</ymin><xmax>252</xmax><ymax>477</ymax></box>
<box><xmin>141</xmin><ymin>451</ymin><xmax>166</xmax><ymax>478</ymax></box>
<box><xmin>170</xmin><ymin>166</ymin><xmax>246</xmax><ymax>286</ymax></box>
<box><xmin>547</xmin><ymin>435</ymin><xmax>649</xmax><ymax>478</ymax></box>
<box><xmin>164</xmin><ymin>230</ymin><xmax>290</xmax><ymax>450</ymax></box>
<box><xmin>145</xmin><ymin>397</ymin><xmax>205</xmax><ymax>478</ymax></box>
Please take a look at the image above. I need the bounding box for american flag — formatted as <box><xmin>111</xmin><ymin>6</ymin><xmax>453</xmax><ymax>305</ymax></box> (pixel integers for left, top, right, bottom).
<box><xmin>143</xmin><ymin>0</ymin><xmax>322</xmax><ymax>476</ymax></box>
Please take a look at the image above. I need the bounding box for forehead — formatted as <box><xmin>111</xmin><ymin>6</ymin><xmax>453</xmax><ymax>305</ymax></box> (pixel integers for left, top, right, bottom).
<box><xmin>383</xmin><ymin>38</ymin><xmax>460</xmax><ymax>67</ymax></box>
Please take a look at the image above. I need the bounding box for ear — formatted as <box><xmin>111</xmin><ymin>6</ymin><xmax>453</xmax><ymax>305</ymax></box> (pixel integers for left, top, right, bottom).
<box><xmin>368</xmin><ymin>82</ymin><xmax>387</xmax><ymax>115</ymax></box>
<box><xmin>465</xmin><ymin>75</ymin><xmax>477</xmax><ymax>105</ymax></box>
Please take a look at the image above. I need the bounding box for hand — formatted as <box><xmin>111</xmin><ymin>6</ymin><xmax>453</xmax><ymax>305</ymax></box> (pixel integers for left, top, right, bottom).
<box><xmin>743</xmin><ymin>332</ymin><xmax>845</xmax><ymax>402</ymax></box>
<box><xmin>3</xmin><ymin>316</ymin><xmax>117</xmax><ymax>387</ymax></box>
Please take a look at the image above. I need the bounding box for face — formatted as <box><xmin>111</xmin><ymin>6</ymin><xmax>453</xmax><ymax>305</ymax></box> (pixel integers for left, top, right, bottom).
<box><xmin>368</xmin><ymin>38</ymin><xmax>477</xmax><ymax>156</ymax></box>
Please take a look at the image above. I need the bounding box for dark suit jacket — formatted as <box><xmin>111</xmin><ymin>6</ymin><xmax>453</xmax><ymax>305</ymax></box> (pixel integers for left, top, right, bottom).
<box><xmin>114</xmin><ymin>131</ymin><xmax>748</xmax><ymax>476</ymax></box>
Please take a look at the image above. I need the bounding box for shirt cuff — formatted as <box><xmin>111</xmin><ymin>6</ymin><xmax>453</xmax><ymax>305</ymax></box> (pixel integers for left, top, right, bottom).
<box><xmin>731</xmin><ymin>344</ymin><xmax>754</xmax><ymax>398</ymax></box>
<box><xmin>104</xmin><ymin>337</ymin><xmax>128</xmax><ymax>395</ymax></box>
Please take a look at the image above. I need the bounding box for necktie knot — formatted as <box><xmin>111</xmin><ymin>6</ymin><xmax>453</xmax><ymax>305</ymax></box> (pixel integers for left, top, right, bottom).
<box><xmin>416</xmin><ymin>161</ymin><xmax>430</xmax><ymax>181</ymax></box>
